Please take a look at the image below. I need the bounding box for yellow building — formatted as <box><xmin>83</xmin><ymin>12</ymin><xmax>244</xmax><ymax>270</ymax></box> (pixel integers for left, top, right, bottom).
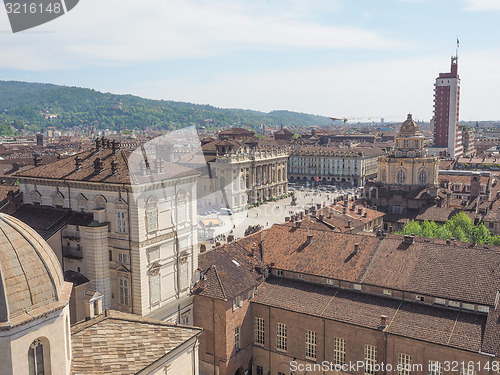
<box><xmin>378</xmin><ymin>114</ymin><xmax>439</xmax><ymax>186</ymax></box>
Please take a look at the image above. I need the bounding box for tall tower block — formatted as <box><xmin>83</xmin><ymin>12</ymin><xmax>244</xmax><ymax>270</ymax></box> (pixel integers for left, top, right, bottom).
<box><xmin>433</xmin><ymin>56</ymin><xmax>463</xmax><ymax>158</ymax></box>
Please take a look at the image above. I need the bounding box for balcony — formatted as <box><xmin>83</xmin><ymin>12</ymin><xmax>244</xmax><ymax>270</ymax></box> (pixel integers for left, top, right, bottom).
<box><xmin>63</xmin><ymin>246</ymin><xmax>83</xmax><ymax>260</ymax></box>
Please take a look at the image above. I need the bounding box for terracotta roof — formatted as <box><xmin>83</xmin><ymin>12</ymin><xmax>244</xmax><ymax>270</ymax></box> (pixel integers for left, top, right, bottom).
<box><xmin>71</xmin><ymin>310</ymin><xmax>202</xmax><ymax>374</ymax></box>
<box><xmin>194</xmin><ymin>234</ymin><xmax>265</xmax><ymax>300</ymax></box>
<box><xmin>261</xmin><ymin>225</ymin><xmax>382</xmax><ymax>282</ymax></box>
<box><xmin>362</xmin><ymin>234</ymin><xmax>500</xmax><ymax>306</ymax></box>
<box><xmin>253</xmin><ymin>277</ymin><xmax>486</xmax><ymax>353</ymax></box>
<box><xmin>15</xmin><ymin>147</ymin><xmax>198</xmax><ymax>185</ymax></box>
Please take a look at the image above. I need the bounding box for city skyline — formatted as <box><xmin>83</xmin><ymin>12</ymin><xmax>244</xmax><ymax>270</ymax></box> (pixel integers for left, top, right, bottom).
<box><xmin>1</xmin><ymin>0</ymin><xmax>500</xmax><ymax>122</ymax></box>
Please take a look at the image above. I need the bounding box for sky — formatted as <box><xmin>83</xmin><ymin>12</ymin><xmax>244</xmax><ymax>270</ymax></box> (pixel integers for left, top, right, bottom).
<box><xmin>1</xmin><ymin>0</ymin><xmax>500</xmax><ymax>122</ymax></box>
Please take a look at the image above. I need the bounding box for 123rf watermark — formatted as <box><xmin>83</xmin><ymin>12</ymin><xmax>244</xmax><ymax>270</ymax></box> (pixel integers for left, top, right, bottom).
<box><xmin>3</xmin><ymin>0</ymin><xmax>79</xmax><ymax>33</ymax></box>
<box><xmin>290</xmin><ymin>360</ymin><xmax>500</xmax><ymax>373</ymax></box>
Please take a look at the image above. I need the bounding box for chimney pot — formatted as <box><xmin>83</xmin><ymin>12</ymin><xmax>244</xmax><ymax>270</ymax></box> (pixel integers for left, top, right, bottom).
<box><xmin>342</xmin><ymin>207</ymin><xmax>347</xmax><ymax>215</ymax></box>
<box><xmin>354</xmin><ymin>243</ymin><xmax>360</xmax><ymax>253</ymax></box>
<box><xmin>111</xmin><ymin>160</ymin><xmax>118</xmax><ymax>174</ymax></box>
<box><xmin>306</xmin><ymin>235</ymin><xmax>313</xmax><ymax>244</ymax></box>
<box><xmin>33</xmin><ymin>155</ymin><xmax>42</xmax><ymax>167</ymax></box>
<box><xmin>380</xmin><ymin>315</ymin><xmax>387</xmax><ymax>328</ymax></box>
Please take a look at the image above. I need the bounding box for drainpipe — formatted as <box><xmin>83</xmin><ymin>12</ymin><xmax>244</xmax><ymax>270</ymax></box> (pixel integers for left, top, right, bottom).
<box><xmin>126</xmin><ymin>187</ymin><xmax>134</xmax><ymax>314</ymax></box>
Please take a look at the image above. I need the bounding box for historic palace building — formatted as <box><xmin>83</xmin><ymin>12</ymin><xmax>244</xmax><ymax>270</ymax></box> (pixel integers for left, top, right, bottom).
<box><xmin>13</xmin><ymin>137</ymin><xmax>200</xmax><ymax>325</ymax></box>
<box><xmin>288</xmin><ymin>145</ymin><xmax>384</xmax><ymax>187</ymax></box>
<box><xmin>193</xmin><ymin>222</ymin><xmax>500</xmax><ymax>375</ymax></box>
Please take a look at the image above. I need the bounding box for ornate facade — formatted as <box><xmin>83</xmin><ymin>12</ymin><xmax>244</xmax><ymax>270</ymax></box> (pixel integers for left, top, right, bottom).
<box><xmin>210</xmin><ymin>145</ymin><xmax>289</xmax><ymax>211</ymax></box>
<box><xmin>377</xmin><ymin>114</ymin><xmax>439</xmax><ymax>187</ymax></box>
<box><xmin>288</xmin><ymin>145</ymin><xmax>383</xmax><ymax>187</ymax></box>
<box><xmin>15</xmin><ymin>137</ymin><xmax>199</xmax><ymax>325</ymax></box>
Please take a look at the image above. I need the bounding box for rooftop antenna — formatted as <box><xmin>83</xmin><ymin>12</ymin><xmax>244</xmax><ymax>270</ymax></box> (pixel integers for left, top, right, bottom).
<box><xmin>456</xmin><ymin>37</ymin><xmax>459</xmax><ymax>58</ymax></box>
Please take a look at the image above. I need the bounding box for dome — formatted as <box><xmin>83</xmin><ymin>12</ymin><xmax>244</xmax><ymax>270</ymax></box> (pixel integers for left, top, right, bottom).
<box><xmin>398</xmin><ymin>113</ymin><xmax>422</xmax><ymax>137</ymax></box>
<box><xmin>0</xmin><ymin>213</ymin><xmax>64</xmax><ymax>323</ymax></box>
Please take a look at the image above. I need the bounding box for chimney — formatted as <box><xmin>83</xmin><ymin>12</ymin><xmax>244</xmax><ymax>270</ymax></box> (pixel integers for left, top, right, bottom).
<box><xmin>198</xmin><ymin>277</ymin><xmax>206</xmax><ymax>290</ymax></box>
<box><xmin>93</xmin><ymin>158</ymin><xmax>103</xmax><ymax>174</ymax></box>
<box><xmin>343</xmin><ymin>200</ymin><xmax>348</xmax><ymax>207</ymax></box>
<box><xmin>75</xmin><ymin>155</ymin><xmax>82</xmax><ymax>170</ymax></box>
<box><xmin>316</xmin><ymin>203</ymin><xmax>321</xmax><ymax>210</ymax></box>
<box><xmin>200</xmin><ymin>244</ymin><xmax>206</xmax><ymax>253</ymax></box>
<box><xmin>358</xmin><ymin>208</ymin><xmax>363</xmax><ymax>215</ymax></box>
<box><xmin>111</xmin><ymin>140</ymin><xmax>120</xmax><ymax>153</ymax></box>
<box><xmin>285</xmin><ymin>216</ymin><xmax>290</xmax><ymax>222</ymax></box>
<box><xmin>354</xmin><ymin>243</ymin><xmax>360</xmax><ymax>254</ymax></box>
<box><xmin>352</xmin><ymin>203</ymin><xmax>356</xmax><ymax>211</ymax></box>
<box><xmin>111</xmin><ymin>160</ymin><xmax>118</xmax><ymax>175</ymax></box>
<box><xmin>403</xmin><ymin>235</ymin><xmax>415</xmax><ymax>245</ymax></box>
<box><xmin>106</xmin><ymin>139</ymin><xmax>111</xmax><ymax>149</ymax></box>
<box><xmin>380</xmin><ymin>315</ymin><xmax>387</xmax><ymax>328</ymax></box>
<box><xmin>295</xmin><ymin>221</ymin><xmax>301</xmax><ymax>228</ymax></box>
<box><xmin>342</xmin><ymin>207</ymin><xmax>347</xmax><ymax>215</ymax></box>
<box><xmin>306</xmin><ymin>235</ymin><xmax>313</xmax><ymax>244</ymax></box>
<box><xmin>290</xmin><ymin>215</ymin><xmax>295</xmax><ymax>222</ymax></box>
<box><xmin>33</xmin><ymin>154</ymin><xmax>42</xmax><ymax>167</ymax></box>
<box><xmin>95</xmin><ymin>138</ymin><xmax>102</xmax><ymax>150</ymax></box>
<box><xmin>363</xmin><ymin>211</ymin><xmax>367</xmax><ymax>218</ymax></box>
<box><xmin>389</xmin><ymin>226</ymin><xmax>393</xmax><ymax>233</ymax></box>
<box><xmin>348</xmin><ymin>220</ymin><xmax>352</xmax><ymax>228</ymax></box>
<box><xmin>319</xmin><ymin>214</ymin><xmax>324</xmax><ymax>221</ymax></box>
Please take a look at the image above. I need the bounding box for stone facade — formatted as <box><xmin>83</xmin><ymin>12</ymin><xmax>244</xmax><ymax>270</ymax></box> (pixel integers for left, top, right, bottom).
<box><xmin>288</xmin><ymin>146</ymin><xmax>383</xmax><ymax>187</ymax></box>
<box><xmin>15</xmin><ymin>140</ymin><xmax>199</xmax><ymax>324</ymax></box>
<box><xmin>209</xmin><ymin>147</ymin><xmax>289</xmax><ymax>211</ymax></box>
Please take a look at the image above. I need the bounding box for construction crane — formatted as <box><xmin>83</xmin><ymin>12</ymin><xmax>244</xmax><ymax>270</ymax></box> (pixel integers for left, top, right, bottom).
<box><xmin>330</xmin><ymin>117</ymin><xmax>348</xmax><ymax>132</ymax></box>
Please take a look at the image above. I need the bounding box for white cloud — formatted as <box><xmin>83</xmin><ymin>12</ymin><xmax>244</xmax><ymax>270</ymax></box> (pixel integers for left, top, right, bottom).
<box><xmin>0</xmin><ymin>0</ymin><xmax>401</xmax><ymax>71</ymax></box>
<box><xmin>129</xmin><ymin>48</ymin><xmax>500</xmax><ymax>122</ymax></box>
<box><xmin>462</xmin><ymin>0</ymin><xmax>500</xmax><ymax>11</ymax></box>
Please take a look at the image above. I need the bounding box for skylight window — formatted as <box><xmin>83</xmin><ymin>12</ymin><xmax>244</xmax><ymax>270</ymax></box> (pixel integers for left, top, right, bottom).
<box><xmin>232</xmin><ymin>259</ymin><xmax>241</xmax><ymax>267</ymax></box>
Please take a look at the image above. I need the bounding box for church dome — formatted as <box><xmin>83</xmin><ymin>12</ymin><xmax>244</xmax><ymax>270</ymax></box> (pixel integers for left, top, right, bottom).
<box><xmin>398</xmin><ymin>113</ymin><xmax>422</xmax><ymax>137</ymax></box>
<box><xmin>0</xmin><ymin>213</ymin><xmax>64</xmax><ymax>323</ymax></box>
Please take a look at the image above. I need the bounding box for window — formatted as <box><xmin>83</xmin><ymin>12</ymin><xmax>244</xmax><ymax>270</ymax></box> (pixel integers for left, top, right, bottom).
<box><xmin>28</xmin><ymin>339</ymin><xmax>44</xmax><ymax>375</ymax></box>
<box><xmin>326</xmin><ymin>278</ymin><xmax>334</xmax><ymax>285</ymax></box>
<box><xmin>398</xmin><ymin>353</ymin><xmax>412</xmax><ymax>375</ymax></box>
<box><xmin>419</xmin><ymin>169</ymin><xmax>428</xmax><ymax>185</ymax></box>
<box><xmin>119</xmin><ymin>278</ymin><xmax>129</xmax><ymax>305</ymax></box>
<box><xmin>254</xmin><ymin>317</ymin><xmax>264</xmax><ymax>345</ymax></box>
<box><xmin>428</xmin><ymin>360</ymin><xmax>442</xmax><ymax>375</ymax></box>
<box><xmin>305</xmin><ymin>330</ymin><xmax>317</xmax><ymax>360</ymax></box>
<box><xmin>248</xmin><ymin>288</ymin><xmax>255</xmax><ymax>300</ymax></box>
<box><xmin>353</xmin><ymin>283</ymin><xmax>362</xmax><ymax>290</ymax></box>
<box><xmin>276</xmin><ymin>323</ymin><xmax>287</xmax><ymax>351</ymax></box>
<box><xmin>383</xmin><ymin>289</ymin><xmax>392</xmax><ymax>296</ymax></box>
<box><xmin>448</xmin><ymin>300</ymin><xmax>460</xmax><ymax>308</ymax></box>
<box><xmin>181</xmin><ymin>312</ymin><xmax>190</xmax><ymax>325</ymax></box>
<box><xmin>403</xmin><ymin>139</ymin><xmax>409</xmax><ymax>148</ymax></box>
<box><xmin>147</xmin><ymin>207</ymin><xmax>158</xmax><ymax>232</ymax></box>
<box><xmin>434</xmin><ymin>298</ymin><xmax>445</xmax><ymax>305</ymax></box>
<box><xmin>148</xmin><ymin>247</ymin><xmax>160</xmax><ymax>263</ymax></box>
<box><xmin>233</xmin><ymin>296</ymin><xmax>242</xmax><ymax>310</ymax></box>
<box><xmin>256</xmin><ymin>366</ymin><xmax>264</xmax><ymax>375</ymax></box>
<box><xmin>235</xmin><ymin>326</ymin><xmax>240</xmax><ymax>351</ymax></box>
<box><xmin>108</xmin><ymin>250</ymin><xmax>112</xmax><ymax>261</ymax></box>
<box><xmin>297</xmin><ymin>273</ymin><xmax>304</xmax><ymax>280</ymax></box>
<box><xmin>276</xmin><ymin>269</ymin><xmax>283</xmax><ymax>277</ymax></box>
<box><xmin>118</xmin><ymin>252</ymin><xmax>128</xmax><ymax>264</ymax></box>
<box><xmin>462</xmin><ymin>303</ymin><xmax>474</xmax><ymax>310</ymax></box>
<box><xmin>415</xmin><ymin>295</ymin><xmax>424</xmax><ymax>302</ymax></box>
<box><xmin>117</xmin><ymin>211</ymin><xmax>126</xmax><ymax>233</ymax></box>
<box><xmin>334</xmin><ymin>337</ymin><xmax>345</xmax><ymax>365</ymax></box>
<box><xmin>478</xmin><ymin>305</ymin><xmax>490</xmax><ymax>313</ymax></box>
<box><xmin>364</xmin><ymin>345</ymin><xmax>377</xmax><ymax>375</ymax></box>
<box><xmin>150</xmin><ymin>271</ymin><xmax>160</xmax><ymax>305</ymax></box>
<box><xmin>381</xmin><ymin>168</ymin><xmax>387</xmax><ymax>182</ymax></box>
<box><xmin>397</xmin><ymin>169</ymin><xmax>406</xmax><ymax>184</ymax></box>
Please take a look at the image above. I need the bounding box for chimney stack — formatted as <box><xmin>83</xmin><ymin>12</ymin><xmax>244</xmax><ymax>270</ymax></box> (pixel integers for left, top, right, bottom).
<box><xmin>348</xmin><ymin>220</ymin><xmax>352</xmax><ymax>228</ymax></box>
<box><xmin>295</xmin><ymin>221</ymin><xmax>301</xmax><ymax>228</ymax></box>
<box><xmin>306</xmin><ymin>235</ymin><xmax>313</xmax><ymax>244</ymax></box>
<box><xmin>319</xmin><ymin>214</ymin><xmax>324</xmax><ymax>221</ymax></box>
<box><xmin>111</xmin><ymin>140</ymin><xmax>120</xmax><ymax>153</ymax></box>
<box><xmin>380</xmin><ymin>315</ymin><xmax>387</xmax><ymax>328</ymax></box>
<box><xmin>354</xmin><ymin>243</ymin><xmax>360</xmax><ymax>254</ymax></box>
<box><xmin>93</xmin><ymin>158</ymin><xmax>103</xmax><ymax>174</ymax></box>
<box><xmin>33</xmin><ymin>154</ymin><xmax>42</xmax><ymax>167</ymax></box>
<box><xmin>75</xmin><ymin>155</ymin><xmax>82</xmax><ymax>170</ymax></box>
<box><xmin>111</xmin><ymin>160</ymin><xmax>118</xmax><ymax>175</ymax></box>
<box><xmin>342</xmin><ymin>207</ymin><xmax>347</xmax><ymax>215</ymax></box>
<box><xmin>95</xmin><ymin>138</ymin><xmax>102</xmax><ymax>150</ymax></box>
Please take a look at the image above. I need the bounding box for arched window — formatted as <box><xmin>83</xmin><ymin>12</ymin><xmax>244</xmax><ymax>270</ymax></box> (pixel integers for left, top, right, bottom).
<box><xmin>94</xmin><ymin>195</ymin><xmax>107</xmax><ymax>209</ymax></box>
<box><xmin>397</xmin><ymin>169</ymin><xmax>406</xmax><ymax>185</ymax></box>
<box><xmin>419</xmin><ymin>169</ymin><xmax>428</xmax><ymax>185</ymax></box>
<box><xmin>381</xmin><ymin>168</ymin><xmax>387</xmax><ymax>182</ymax></box>
<box><xmin>28</xmin><ymin>339</ymin><xmax>45</xmax><ymax>375</ymax></box>
<box><xmin>30</xmin><ymin>190</ymin><xmax>42</xmax><ymax>205</ymax></box>
<box><xmin>51</xmin><ymin>190</ymin><xmax>64</xmax><ymax>208</ymax></box>
<box><xmin>146</xmin><ymin>196</ymin><xmax>158</xmax><ymax>232</ymax></box>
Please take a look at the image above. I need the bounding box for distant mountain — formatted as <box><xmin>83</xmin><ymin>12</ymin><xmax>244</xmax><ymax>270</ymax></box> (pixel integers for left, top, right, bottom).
<box><xmin>0</xmin><ymin>81</ymin><xmax>330</xmax><ymax>134</ymax></box>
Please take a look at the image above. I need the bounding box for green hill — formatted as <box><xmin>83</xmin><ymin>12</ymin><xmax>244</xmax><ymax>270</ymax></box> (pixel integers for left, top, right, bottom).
<box><xmin>0</xmin><ymin>81</ymin><xmax>330</xmax><ymax>134</ymax></box>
